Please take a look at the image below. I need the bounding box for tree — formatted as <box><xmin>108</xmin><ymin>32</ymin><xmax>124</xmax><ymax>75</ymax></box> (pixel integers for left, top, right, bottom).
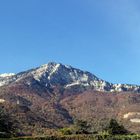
<box><xmin>0</xmin><ymin>107</ymin><xmax>17</xmax><ymax>138</ymax></box>
<box><xmin>105</xmin><ymin>119</ymin><xmax>129</xmax><ymax>135</ymax></box>
<box><xmin>74</xmin><ymin>120</ymin><xmax>91</xmax><ymax>134</ymax></box>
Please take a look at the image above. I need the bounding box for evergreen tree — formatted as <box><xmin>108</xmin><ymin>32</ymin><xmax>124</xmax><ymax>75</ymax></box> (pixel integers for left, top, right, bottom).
<box><xmin>105</xmin><ymin>119</ymin><xmax>129</xmax><ymax>135</ymax></box>
<box><xmin>74</xmin><ymin>120</ymin><xmax>91</xmax><ymax>134</ymax></box>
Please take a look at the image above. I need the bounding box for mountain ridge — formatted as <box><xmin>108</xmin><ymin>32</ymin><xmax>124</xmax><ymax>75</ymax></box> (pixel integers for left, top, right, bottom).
<box><xmin>0</xmin><ymin>62</ymin><xmax>140</xmax><ymax>93</ymax></box>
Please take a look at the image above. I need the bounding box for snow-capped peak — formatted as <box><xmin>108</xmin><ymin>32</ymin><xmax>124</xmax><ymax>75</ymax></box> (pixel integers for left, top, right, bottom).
<box><xmin>30</xmin><ymin>62</ymin><xmax>61</xmax><ymax>81</ymax></box>
<box><xmin>48</xmin><ymin>63</ymin><xmax>60</xmax><ymax>80</ymax></box>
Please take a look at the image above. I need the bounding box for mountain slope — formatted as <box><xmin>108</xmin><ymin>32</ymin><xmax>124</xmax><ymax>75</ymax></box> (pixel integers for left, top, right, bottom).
<box><xmin>1</xmin><ymin>85</ymin><xmax>140</xmax><ymax>134</ymax></box>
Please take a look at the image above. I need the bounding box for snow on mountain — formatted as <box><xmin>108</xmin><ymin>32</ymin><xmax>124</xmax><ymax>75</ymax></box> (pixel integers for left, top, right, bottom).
<box><xmin>0</xmin><ymin>73</ymin><xmax>16</xmax><ymax>86</ymax></box>
<box><xmin>0</xmin><ymin>73</ymin><xmax>15</xmax><ymax>77</ymax></box>
<box><xmin>0</xmin><ymin>62</ymin><xmax>140</xmax><ymax>93</ymax></box>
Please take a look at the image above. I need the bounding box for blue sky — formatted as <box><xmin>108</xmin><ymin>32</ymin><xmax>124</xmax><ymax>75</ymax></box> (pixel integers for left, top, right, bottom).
<box><xmin>0</xmin><ymin>0</ymin><xmax>140</xmax><ymax>84</ymax></box>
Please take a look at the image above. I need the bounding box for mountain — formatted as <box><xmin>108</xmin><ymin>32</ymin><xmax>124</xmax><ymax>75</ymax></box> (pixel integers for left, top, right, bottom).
<box><xmin>0</xmin><ymin>62</ymin><xmax>140</xmax><ymax>135</ymax></box>
<box><xmin>0</xmin><ymin>62</ymin><xmax>140</xmax><ymax>93</ymax></box>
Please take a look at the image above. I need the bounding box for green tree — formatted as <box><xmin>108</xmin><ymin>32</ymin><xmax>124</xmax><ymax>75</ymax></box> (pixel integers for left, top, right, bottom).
<box><xmin>105</xmin><ymin>119</ymin><xmax>129</xmax><ymax>135</ymax></box>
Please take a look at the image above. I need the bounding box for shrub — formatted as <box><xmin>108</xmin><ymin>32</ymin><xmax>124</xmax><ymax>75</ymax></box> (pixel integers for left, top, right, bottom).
<box><xmin>60</xmin><ymin>128</ymin><xmax>73</xmax><ymax>135</ymax></box>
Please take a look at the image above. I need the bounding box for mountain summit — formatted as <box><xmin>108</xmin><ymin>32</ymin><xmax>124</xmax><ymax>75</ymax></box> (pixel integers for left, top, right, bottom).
<box><xmin>0</xmin><ymin>62</ymin><xmax>140</xmax><ymax>93</ymax></box>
